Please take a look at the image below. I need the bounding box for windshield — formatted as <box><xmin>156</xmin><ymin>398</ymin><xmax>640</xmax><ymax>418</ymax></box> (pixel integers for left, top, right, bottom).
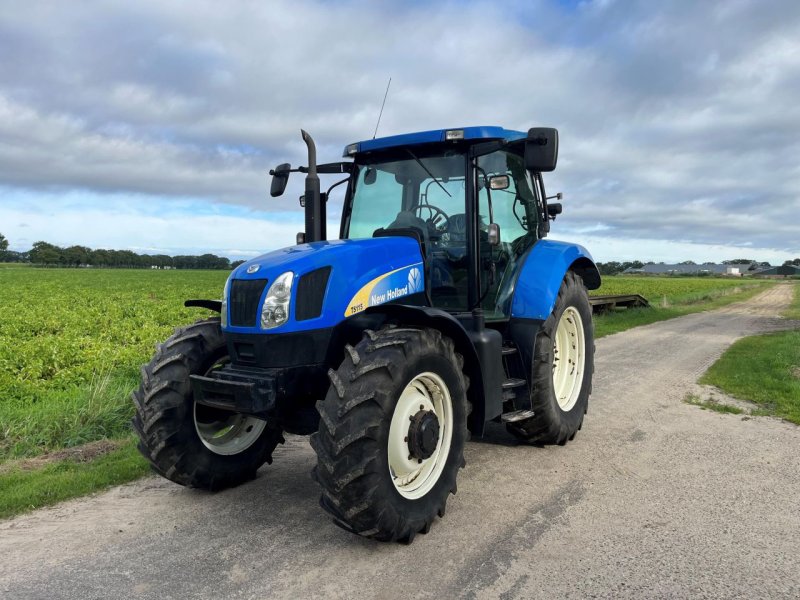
<box><xmin>346</xmin><ymin>151</ymin><xmax>466</xmax><ymax>239</ymax></box>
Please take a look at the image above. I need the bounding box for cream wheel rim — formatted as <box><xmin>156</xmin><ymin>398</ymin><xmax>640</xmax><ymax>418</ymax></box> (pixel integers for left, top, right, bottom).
<box><xmin>552</xmin><ymin>306</ymin><xmax>585</xmax><ymax>411</ymax></box>
<box><xmin>194</xmin><ymin>407</ymin><xmax>267</xmax><ymax>456</ymax></box>
<box><xmin>387</xmin><ymin>372</ymin><xmax>453</xmax><ymax>500</ymax></box>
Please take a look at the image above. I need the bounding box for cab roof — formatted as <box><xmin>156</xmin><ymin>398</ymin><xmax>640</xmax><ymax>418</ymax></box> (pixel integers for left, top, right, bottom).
<box><xmin>343</xmin><ymin>126</ymin><xmax>526</xmax><ymax>157</ymax></box>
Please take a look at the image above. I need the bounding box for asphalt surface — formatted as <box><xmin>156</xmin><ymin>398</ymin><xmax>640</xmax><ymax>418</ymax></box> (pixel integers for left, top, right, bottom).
<box><xmin>2</xmin><ymin>284</ymin><xmax>799</xmax><ymax>599</ymax></box>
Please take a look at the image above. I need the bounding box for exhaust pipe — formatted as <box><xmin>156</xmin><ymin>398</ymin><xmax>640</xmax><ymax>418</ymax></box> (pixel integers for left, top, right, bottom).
<box><xmin>301</xmin><ymin>130</ymin><xmax>325</xmax><ymax>243</ymax></box>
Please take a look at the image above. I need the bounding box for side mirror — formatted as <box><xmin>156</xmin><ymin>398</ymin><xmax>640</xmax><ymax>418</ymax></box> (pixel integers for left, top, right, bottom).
<box><xmin>487</xmin><ymin>223</ymin><xmax>501</xmax><ymax>246</ymax></box>
<box><xmin>270</xmin><ymin>163</ymin><xmax>291</xmax><ymax>197</ymax></box>
<box><xmin>547</xmin><ymin>203</ymin><xmax>562</xmax><ymax>219</ymax></box>
<box><xmin>488</xmin><ymin>174</ymin><xmax>510</xmax><ymax>190</ymax></box>
<box><xmin>525</xmin><ymin>128</ymin><xmax>559</xmax><ymax>172</ymax></box>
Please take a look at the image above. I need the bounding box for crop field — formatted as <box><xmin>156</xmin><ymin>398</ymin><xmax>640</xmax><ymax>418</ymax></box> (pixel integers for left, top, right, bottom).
<box><xmin>590</xmin><ymin>275</ymin><xmax>773</xmax><ymax>336</ymax></box>
<box><xmin>0</xmin><ymin>267</ymin><xmax>227</xmax><ymax>462</ymax></box>
<box><xmin>592</xmin><ymin>275</ymin><xmax>765</xmax><ymax>305</ymax></box>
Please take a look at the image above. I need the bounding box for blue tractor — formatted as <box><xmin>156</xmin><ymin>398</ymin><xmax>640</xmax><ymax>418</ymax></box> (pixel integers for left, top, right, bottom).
<box><xmin>133</xmin><ymin>126</ymin><xmax>600</xmax><ymax>542</ymax></box>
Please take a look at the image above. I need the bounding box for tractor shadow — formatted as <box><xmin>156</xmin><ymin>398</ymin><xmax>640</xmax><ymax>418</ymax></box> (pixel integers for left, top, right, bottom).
<box><xmin>470</xmin><ymin>420</ymin><xmax>536</xmax><ymax>448</ymax></box>
<box><xmin>170</xmin><ymin>428</ymin><xmax>547</xmax><ymax>556</ymax></box>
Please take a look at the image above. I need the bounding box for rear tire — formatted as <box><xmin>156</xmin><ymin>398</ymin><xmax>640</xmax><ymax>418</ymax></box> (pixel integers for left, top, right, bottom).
<box><xmin>507</xmin><ymin>271</ymin><xmax>594</xmax><ymax>444</ymax></box>
<box><xmin>310</xmin><ymin>326</ymin><xmax>469</xmax><ymax>543</ymax></box>
<box><xmin>132</xmin><ymin>318</ymin><xmax>284</xmax><ymax>490</ymax></box>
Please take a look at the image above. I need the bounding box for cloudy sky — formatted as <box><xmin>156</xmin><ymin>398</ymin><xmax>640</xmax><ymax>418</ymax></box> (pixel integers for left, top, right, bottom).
<box><xmin>1</xmin><ymin>0</ymin><xmax>798</xmax><ymax>263</ymax></box>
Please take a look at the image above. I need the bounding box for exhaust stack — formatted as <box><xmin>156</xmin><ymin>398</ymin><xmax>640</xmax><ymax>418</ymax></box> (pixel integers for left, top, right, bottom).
<box><xmin>301</xmin><ymin>130</ymin><xmax>325</xmax><ymax>243</ymax></box>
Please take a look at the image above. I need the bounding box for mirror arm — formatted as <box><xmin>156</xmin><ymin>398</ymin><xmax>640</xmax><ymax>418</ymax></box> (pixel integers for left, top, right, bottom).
<box><xmin>536</xmin><ymin>172</ymin><xmax>550</xmax><ymax>236</ymax></box>
<box><xmin>325</xmin><ymin>176</ymin><xmax>350</xmax><ymax>198</ymax></box>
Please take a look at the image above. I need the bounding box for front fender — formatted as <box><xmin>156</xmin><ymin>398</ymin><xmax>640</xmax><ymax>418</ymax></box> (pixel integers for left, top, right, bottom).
<box><xmin>511</xmin><ymin>240</ymin><xmax>600</xmax><ymax>321</ymax></box>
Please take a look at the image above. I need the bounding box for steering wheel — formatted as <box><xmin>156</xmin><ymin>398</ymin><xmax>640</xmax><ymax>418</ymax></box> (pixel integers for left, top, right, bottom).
<box><xmin>415</xmin><ymin>203</ymin><xmax>450</xmax><ymax>231</ymax></box>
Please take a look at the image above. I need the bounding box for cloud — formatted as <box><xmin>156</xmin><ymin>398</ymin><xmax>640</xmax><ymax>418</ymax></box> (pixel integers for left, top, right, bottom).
<box><xmin>0</xmin><ymin>0</ymin><xmax>798</xmax><ymax>260</ymax></box>
<box><xmin>0</xmin><ymin>190</ymin><xmax>307</xmax><ymax>257</ymax></box>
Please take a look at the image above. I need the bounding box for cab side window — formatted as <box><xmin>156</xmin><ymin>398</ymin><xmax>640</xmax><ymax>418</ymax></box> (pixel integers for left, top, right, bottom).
<box><xmin>477</xmin><ymin>151</ymin><xmax>539</xmax><ymax>250</ymax></box>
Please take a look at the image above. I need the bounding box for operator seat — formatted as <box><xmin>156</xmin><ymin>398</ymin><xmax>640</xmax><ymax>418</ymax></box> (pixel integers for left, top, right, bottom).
<box><xmin>385</xmin><ymin>210</ymin><xmax>431</xmax><ymax>247</ymax></box>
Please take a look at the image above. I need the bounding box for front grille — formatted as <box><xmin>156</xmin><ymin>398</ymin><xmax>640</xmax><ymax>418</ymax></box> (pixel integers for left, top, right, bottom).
<box><xmin>295</xmin><ymin>267</ymin><xmax>331</xmax><ymax>321</ymax></box>
<box><xmin>229</xmin><ymin>279</ymin><xmax>268</xmax><ymax>327</ymax></box>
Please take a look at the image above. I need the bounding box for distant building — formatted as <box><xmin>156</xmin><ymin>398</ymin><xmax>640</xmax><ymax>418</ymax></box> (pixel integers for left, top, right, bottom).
<box><xmin>623</xmin><ymin>263</ymin><xmax>757</xmax><ymax>276</ymax></box>
<box><xmin>756</xmin><ymin>265</ymin><xmax>800</xmax><ymax>277</ymax></box>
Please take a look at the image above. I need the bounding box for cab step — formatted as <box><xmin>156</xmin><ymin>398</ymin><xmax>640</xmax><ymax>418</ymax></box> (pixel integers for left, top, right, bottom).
<box><xmin>501</xmin><ymin>409</ymin><xmax>535</xmax><ymax>423</ymax></box>
<box><xmin>501</xmin><ymin>345</ymin><xmax>518</xmax><ymax>356</ymax></box>
<box><xmin>501</xmin><ymin>378</ymin><xmax>526</xmax><ymax>390</ymax></box>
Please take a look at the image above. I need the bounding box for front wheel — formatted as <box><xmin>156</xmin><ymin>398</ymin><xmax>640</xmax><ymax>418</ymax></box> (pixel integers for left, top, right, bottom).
<box><xmin>507</xmin><ymin>271</ymin><xmax>594</xmax><ymax>444</ymax></box>
<box><xmin>311</xmin><ymin>326</ymin><xmax>469</xmax><ymax>543</ymax></box>
<box><xmin>132</xmin><ymin>318</ymin><xmax>284</xmax><ymax>490</ymax></box>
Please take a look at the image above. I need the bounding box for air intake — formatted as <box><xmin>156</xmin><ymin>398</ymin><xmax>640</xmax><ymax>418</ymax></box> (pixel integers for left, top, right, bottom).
<box><xmin>229</xmin><ymin>279</ymin><xmax>268</xmax><ymax>327</ymax></box>
<box><xmin>295</xmin><ymin>267</ymin><xmax>331</xmax><ymax>321</ymax></box>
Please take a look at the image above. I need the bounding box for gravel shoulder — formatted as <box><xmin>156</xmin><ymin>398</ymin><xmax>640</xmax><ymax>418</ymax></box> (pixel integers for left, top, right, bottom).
<box><xmin>2</xmin><ymin>283</ymin><xmax>799</xmax><ymax>599</ymax></box>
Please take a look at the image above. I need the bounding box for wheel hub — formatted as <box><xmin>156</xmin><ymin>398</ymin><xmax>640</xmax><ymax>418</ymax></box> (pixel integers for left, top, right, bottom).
<box><xmin>407</xmin><ymin>410</ymin><xmax>440</xmax><ymax>460</ymax></box>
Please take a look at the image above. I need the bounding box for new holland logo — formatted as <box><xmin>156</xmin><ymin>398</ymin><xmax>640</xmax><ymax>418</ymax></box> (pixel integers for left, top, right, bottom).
<box><xmin>407</xmin><ymin>267</ymin><xmax>422</xmax><ymax>293</ymax></box>
<box><xmin>246</xmin><ymin>264</ymin><xmax>260</xmax><ymax>274</ymax></box>
<box><xmin>344</xmin><ymin>262</ymin><xmax>425</xmax><ymax>317</ymax></box>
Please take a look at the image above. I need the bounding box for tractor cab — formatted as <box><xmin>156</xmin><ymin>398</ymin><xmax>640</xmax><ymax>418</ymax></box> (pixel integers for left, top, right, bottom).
<box><xmin>341</xmin><ymin>126</ymin><xmax>556</xmax><ymax>320</ymax></box>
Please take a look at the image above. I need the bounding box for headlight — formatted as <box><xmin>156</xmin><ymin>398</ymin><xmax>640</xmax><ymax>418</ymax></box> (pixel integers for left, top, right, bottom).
<box><xmin>261</xmin><ymin>271</ymin><xmax>294</xmax><ymax>329</ymax></box>
<box><xmin>220</xmin><ymin>277</ymin><xmax>230</xmax><ymax>328</ymax></box>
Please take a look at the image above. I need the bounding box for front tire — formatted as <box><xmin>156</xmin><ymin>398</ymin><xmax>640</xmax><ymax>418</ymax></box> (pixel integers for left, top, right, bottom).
<box><xmin>132</xmin><ymin>318</ymin><xmax>284</xmax><ymax>490</ymax></box>
<box><xmin>507</xmin><ymin>271</ymin><xmax>594</xmax><ymax>444</ymax></box>
<box><xmin>311</xmin><ymin>326</ymin><xmax>469</xmax><ymax>543</ymax></box>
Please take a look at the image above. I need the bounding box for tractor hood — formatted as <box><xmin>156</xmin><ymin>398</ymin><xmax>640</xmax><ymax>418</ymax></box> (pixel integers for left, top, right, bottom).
<box><xmin>223</xmin><ymin>237</ymin><xmax>425</xmax><ymax>334</ymax></box>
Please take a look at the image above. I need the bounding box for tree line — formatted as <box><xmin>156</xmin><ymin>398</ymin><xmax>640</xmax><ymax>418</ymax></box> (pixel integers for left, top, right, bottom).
<box><xmin>596</xmin><ymin>261</ymin><xmax>645</xmax><ymax>276</ymax></box>
<box><xmin>3</xmin><ymin>232</ymin><xmax>799</xmax><ymax>272</ymax></box>
<box><xmin>0</xmin><ymin>234</ymin><xmax>244</xmax><ymax>270</ymax></box>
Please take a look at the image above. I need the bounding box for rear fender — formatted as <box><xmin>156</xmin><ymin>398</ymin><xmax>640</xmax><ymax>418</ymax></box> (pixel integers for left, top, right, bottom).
<box><xmin>511</xmin><ymin>241</ymin><xmax>600</xmax><ymax>320</ymax></box>
<box><xmin>356</xmin><ymin>305</ymin><xmax>490</xmax><ymax>435</ymax></box>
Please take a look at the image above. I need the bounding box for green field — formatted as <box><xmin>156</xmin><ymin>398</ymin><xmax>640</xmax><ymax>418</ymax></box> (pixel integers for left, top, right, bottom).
<box><xmin>593</xmin><ymin>275</ymin><xmax>764</xmax><ymax>304</ymax></box>
<box><xmin>591</xmin><ymin>276</ymin><xmax>773</xmax><ymax>337</ymax></box>
<box><xmin>0</xmin><ymin>266</ymin><xmax>777</xmax><ymax>517</ymax></box>
<box><xmin>0</xmin><ymin>268</ymin><xmax>227</xmax><ymax>461</ymax></box>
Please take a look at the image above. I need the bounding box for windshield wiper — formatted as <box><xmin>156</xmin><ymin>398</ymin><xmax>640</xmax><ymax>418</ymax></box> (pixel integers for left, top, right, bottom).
<box><xmin>406</xmin><ymin>149</ymin><xmax>451</xmax><ymax>198</ymax></box>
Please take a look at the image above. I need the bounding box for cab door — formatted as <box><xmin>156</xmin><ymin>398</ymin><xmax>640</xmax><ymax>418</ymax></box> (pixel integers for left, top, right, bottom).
<box><xmin>475</xmin><ymin>150</ymin><xmax>543</xmax><ymax>319</ymax></box>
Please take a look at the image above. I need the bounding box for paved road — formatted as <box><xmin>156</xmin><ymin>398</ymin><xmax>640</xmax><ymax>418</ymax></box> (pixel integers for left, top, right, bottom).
<box><xmin>2</xmin><ymin>285</ymin><xmax>799</xmax><ymax>599</ymax></box>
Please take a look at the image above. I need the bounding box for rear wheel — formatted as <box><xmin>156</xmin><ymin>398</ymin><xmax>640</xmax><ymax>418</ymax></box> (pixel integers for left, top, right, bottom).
<box><xmin>311</xmin><ymin>326</ymin><xmax>469</xmax><ymax>543</ymax></box>
<box><xmin>507</xmin><ymin>271</ymin><xmax>594</xmax><ymax>444</ymax></box>
<box><xmin>132</xmin><ymin>318</ymin><xmax>284</xmax><ymax>490</ymax></box>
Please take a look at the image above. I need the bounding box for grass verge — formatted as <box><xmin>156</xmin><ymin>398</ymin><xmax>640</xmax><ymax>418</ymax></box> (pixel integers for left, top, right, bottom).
<box><xmin>0</xmin><ymin>437</ymin><xmax>149</xmax><ymax>519</ymax></box>
<box><xmin>1</xmin><ymin>374</ymin><xmax>138</xmax><ymax>461</ymax></box>
<box><xmin>594</xmin><ymin>282</ymin><xmax>772</xmax><ymax>338</ymax></box>
<box><xmin>784</xmin><ymin>282</ymin><xmax>800</xmax><ymax>320</ymax></box>
<box><xmin>684</xmin><ymin>394</ymin><xmax>744</xmax><ymax>415</ymax></box>
<box><xmin>698</xmin><ymin>329</ymin><xmax>800</xmax><ymax>425</ymax></box>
